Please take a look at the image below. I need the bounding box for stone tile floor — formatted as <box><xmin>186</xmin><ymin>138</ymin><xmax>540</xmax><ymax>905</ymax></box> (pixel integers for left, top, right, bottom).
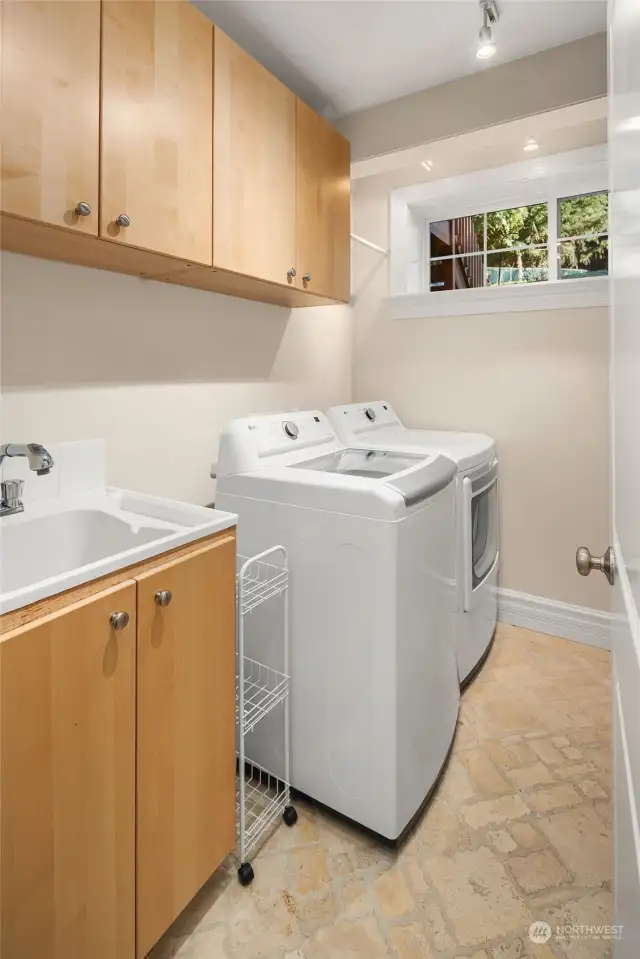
<box><xmin>151</xmin><ymin>624</ymin><xmax>612</xmax><ymax>959</ymax></box>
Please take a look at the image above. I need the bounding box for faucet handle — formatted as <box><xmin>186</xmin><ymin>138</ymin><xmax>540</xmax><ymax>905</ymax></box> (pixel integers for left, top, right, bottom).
<box><xmin>1</xmin><ymin>479</ymin><xmax>24</xmax><ymax>509</ymax></box>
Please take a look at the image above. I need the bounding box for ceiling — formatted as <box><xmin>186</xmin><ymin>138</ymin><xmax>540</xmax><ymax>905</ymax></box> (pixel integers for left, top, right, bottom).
<box><xmin>194</xmin><ymin>0</ymin><xmax>607</xmax><ymax>118</ymax></box>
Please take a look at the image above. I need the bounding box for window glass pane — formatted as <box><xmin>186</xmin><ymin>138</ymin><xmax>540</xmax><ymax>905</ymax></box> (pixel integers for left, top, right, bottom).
<box><xmin>454</xmin><ymin>254</ymin><xmax>484</xmax><ymax>289</ymax></box>
<box><xmin>486</xmin><ymin>248</ymin><xmax>548</xmax><ymax>286</ymax></box>
<box><xmin>486</xmin><ymin>203</ymin><xmax>548</xmax><ymax>250</ymax></box>
<box><xmin>430</xmin><ymin>258</ymin><xmax>452</xmax><ymax>291</ymax></box>
<box><xmin>558</xmin><ymin>236</ymin><xmax>608</xmax><ymax>279</ymax></box>
<box><xmin>430</xmin><ymin>214</ymin><xmax>483</xmax><ymax>258</ymax></box>
<box><xmin>559</xmin><ymin>192</ymin><xmax>608</xmax><ymax>239</ymax></box>
<box><xmin>431</xmin><ymin>254</ymin><xmax>484</xmax><ymax>291</ymax></box>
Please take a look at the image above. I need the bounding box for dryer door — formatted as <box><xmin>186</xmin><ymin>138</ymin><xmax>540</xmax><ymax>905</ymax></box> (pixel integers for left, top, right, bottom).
<box><xmin>462</xmin><ymin>460</ymin><xmax>498</xmax><ymax>611</ymax></box>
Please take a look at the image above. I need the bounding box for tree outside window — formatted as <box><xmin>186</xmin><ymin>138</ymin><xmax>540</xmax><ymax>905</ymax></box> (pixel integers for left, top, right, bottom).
<box><xmin>558</xmin><ymin>192</ymin><xmax>608</xmax><ymax>279</ymax></box>
<box><xmin>427</xmin><ymin>191</ymin><xmax>608</xmax><ymax>293</ymax></box>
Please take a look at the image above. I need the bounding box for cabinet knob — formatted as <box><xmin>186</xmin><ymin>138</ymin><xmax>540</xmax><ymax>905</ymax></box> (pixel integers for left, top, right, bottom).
<box><xmin>75</xmin><ymin>201</ymin><xmax>92</xmax><ymax>217</ymax></box>
<box><xmin>155</xmin><ymin>590</ymin><xmax>173</xmax><ymax>607</ymax></box>
<box><xmin>286</xmin><ymin>268</ymin><xmax>296</xmax><ymax>280</ymax></box>
<box><xmin>303</xmin><ymin>273</ymin><xmax>311</xmax><ymax>284</ymax></box>
<box><xmin>115</xmin><ymin>214</ymin><xmax>131</xmax><ymax>228</ymax></box>
<box><xmin>110</xmin><ymin>611</ymin><xmax>130</xmax><ymax>630</ymax></box>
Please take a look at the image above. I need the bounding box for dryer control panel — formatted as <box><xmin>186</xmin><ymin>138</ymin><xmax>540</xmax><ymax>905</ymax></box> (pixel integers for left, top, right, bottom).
<box><xmin>329</xmin><ymin>401</ymin><xmax>402</xmax><ymax>439</ymax></box>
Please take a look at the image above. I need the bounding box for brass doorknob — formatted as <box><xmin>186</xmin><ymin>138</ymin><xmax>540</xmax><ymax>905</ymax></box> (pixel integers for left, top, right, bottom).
<box><xmin>576</xmin><ymin>546</ymin><xmax>615</xmax><ymax>586</ymax></box>
<box><xmin>110</xmin><ymin>611</ymin><xmax>130</xmax><ymax>630</ymax></box>
<box><xmin>155</xmin><ymin>590</ymin><xmax>172</xmax><ymax>607</ymax></box>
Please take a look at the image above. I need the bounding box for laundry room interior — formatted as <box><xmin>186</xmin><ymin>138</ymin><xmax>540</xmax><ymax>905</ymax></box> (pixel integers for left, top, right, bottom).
<box><xmin>0</xmin><ymin>1</ymin><xmax>637</xmax><ymax>958</ymax></box>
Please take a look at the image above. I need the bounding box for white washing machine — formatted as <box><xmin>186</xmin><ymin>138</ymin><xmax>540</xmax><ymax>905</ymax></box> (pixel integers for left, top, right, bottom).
<box><xmin>328</xmin><ymin>401</ymin><xmax>498</xmax><ymax>686</ymax></box>
<box><xmin>215</xmin><ymin>410</ymin><xmax>459</xmax><ymax>842</ymax></box>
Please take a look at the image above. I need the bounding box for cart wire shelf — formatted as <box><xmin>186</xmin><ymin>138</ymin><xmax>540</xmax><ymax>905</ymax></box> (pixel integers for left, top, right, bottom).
<box><xmin>236</xmin><ymin>545</ymin><xmax>295</xmax><ymax>884</ymax></box>
<box><xmin>237</xmin><ymin>554</ymin><xmax>288</xmax><ymax>614</ymax></box>
<box><xmin>236</xmin><ymin>658</ymin><xmax>290</xmax><ymax>734</ymax></box>
<box><xmin>236</xmin><ymin>759</ymin><xmax>289</xmax><ymax>859</ymax></box>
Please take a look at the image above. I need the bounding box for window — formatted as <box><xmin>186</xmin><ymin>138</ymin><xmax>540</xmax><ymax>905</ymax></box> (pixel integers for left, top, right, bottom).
<box><xmin>558</xmin><ymin>192</ymin><xmax>608</xmax><ymax>279</ymax></box>
<box><xmin>427</xmin><ymin>192</ymin><xmax>608</xmax><ymax>293</ymax></box>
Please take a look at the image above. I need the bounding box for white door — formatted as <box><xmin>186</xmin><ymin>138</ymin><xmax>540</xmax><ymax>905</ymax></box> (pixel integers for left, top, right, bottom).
<box><xmin>608</xmin><ymin>2</ymin><xmax>640</xmax><ymax>954</ymax></box>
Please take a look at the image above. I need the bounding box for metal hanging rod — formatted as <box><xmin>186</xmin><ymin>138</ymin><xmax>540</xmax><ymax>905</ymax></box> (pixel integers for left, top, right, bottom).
<box><xmin>350</xmin><ymin>233</ymin><xmax>389</xmax><ymax>256</ymax></box>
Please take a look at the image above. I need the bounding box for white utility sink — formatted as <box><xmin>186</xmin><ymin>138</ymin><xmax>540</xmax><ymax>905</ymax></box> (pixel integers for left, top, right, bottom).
<box><xmin>0</xmin><ymin>488</ymin><xmax>237</xmax><ymax>615</ymax></box>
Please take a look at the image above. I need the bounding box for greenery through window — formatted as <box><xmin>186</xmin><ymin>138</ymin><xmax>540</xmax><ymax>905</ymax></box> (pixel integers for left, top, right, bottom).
<box><xmin>558</xmin><ymin>192</ymin><xmax>608</xmax><ymax>279</ymax></box>
<box><xmin>428</xmin><ymin>192</ymin><xmax>608</xmax><ymax>293</ymax></box>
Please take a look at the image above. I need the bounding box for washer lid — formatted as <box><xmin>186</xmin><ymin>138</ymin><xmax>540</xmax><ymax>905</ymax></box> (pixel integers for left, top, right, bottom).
<box><xmin>292</xmin><ymin>448</ymin><xmax>426</xmax><ymax>478</ymax></box>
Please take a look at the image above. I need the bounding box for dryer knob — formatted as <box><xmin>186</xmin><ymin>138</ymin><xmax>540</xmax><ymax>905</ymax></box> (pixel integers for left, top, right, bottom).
<box><xmin>283</xmin><ymin>420</ymin><xmax>299</xmax><ymax>439</ymax></box>
<box><xmin>365</xmin><ymin>407</ymin><xmax>376</xmax><ymax>422</ymax></box>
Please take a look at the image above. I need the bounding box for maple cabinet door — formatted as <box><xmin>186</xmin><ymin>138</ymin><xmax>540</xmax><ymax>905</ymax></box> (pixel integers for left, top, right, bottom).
<box><xmin>295</xmin><ymin>98</ymin><xmax>351</xmax><ymax>301</ymax></box>
<box><xmin>213</xmin><ymin>29</ymin><xmax>296</xmax><ymax>286</ymax></box>
<box><xmin>100</xmin><ymin>0</ymin><xmax>213</xmax><ymax>264</ymax></box>
<box><xmin>136</xmin><ymin>536</ymin><xmax>236</xmax><ymax>958</ymax></box>
<box><xmin>1</xmin><ymin>0</ymin><xmax>100</xmax><ymax>233</ymax></box>
<box><xmin>0</xmin><ymin>582</ymin><xmax>137</xmax><ymax>959</ymax></box>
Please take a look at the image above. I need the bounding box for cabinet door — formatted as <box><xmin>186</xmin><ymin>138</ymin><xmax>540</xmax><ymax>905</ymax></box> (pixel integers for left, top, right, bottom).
<box><xmin>295</xmin><ymin>99</ymin><xmax>351</xmax><ymax>301</ymax></box>
<box><xmin>213</xmin><ymin>29</ymin><xmax>296</xmax><ymax>285</ymax></box>
<box><xmin>0</xmin><ymin>0</ymin><xmax>100</xmax><ymax>233</ymax></box>
<box><xmin>100</xmin><ymin>1</ymin><xmax>213</xmax><ymax>264</ymax></box>
<box><xmin>136</xmin><ymin>536</ymin><xmax>236</xmax><ymax>959</ymax></box>
<box><xmin>0</xmin><ymin>583</ymin><xmax>136</xmax><ymax>959</ymax></box>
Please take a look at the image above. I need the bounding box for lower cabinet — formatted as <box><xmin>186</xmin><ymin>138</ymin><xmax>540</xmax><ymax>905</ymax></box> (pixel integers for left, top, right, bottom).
<box><xmin>0</xmin><ymin>532</ymin><xmax>237</xmax><ymax>959</ymax></box>
<box><xmin>136</xmin><ymin>538</ymin><xmax>237</xmax><ymax>958</ymax></box>
<box><xmin>0</xmin><ymin>581</ymin><xmax>137</xmax><ymax>959</ymax></box>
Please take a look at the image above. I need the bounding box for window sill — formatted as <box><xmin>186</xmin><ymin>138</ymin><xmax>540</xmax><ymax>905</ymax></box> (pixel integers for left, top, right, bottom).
<box><xmin>389</xmin><ymin>276</ymin><xmax>609</xmax><ymax>319</ymax></box>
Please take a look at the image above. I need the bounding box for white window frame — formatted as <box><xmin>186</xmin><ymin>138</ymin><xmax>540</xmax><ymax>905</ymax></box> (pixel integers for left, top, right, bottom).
<box><xmin>389</xmin><ymin>145</ymin><xmax>609</xmax><ymax>318</ymax></box>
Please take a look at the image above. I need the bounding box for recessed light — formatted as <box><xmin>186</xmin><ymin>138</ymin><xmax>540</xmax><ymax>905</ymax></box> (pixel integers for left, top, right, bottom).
<box><xmin>617</xmin><ymin>115</ymin><xmax>640</xmax><ymax>133</ymax></box>
<box><xmin>421</xmin><ymin>160</ymin><xmax>433</xmax><ymax>172</ymax></box>
<box><xmin>523</xmin><ymin>137</ymin><xmax>539</xmax><ymax>152</ymax></box>
<box><xmin>477</xmin><ymin>1</ymin><xmax>498</xmax><ymax>60</ymax></box>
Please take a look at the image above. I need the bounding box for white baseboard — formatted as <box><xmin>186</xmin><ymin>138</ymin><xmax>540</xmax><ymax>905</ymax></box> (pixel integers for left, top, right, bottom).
<box><xmin>497</xmin><ymin>587</ymin><xmax>612</xmax><ymax>651</ymax></box>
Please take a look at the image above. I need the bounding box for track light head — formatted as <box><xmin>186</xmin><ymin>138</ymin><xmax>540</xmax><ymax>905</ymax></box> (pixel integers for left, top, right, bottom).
<box><xmin>477</xmin><ymin>1</ymin><xmax>499</xmax><ymax>60</ymax></box>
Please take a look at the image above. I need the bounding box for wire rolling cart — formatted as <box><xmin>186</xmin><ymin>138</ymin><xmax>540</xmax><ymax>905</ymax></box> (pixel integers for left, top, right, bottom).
<box><xmin>236</xmin><ymin>546</ymin><xmax>297</xmax><ymax>886</ymax></box>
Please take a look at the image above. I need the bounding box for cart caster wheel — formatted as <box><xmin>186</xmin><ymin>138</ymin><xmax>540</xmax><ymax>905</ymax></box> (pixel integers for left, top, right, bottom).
<box><xmin>238</xmin><ymin>861</ymin><xmax>254</xmax><ymax>886</ymax></box>
<box><xmin>283</xmin><ymin>805</ymin><xmax>298</xmax><ymax>827</ymax></box>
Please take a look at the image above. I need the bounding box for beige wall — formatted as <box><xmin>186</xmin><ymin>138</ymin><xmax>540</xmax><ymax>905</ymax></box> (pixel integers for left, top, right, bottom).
<box><xmin>352</xmin><ymin>189</ymin><xmax>611</xmax><ymax>612</ymax></box>
<box><xmin>0</xmin><ymin>253</ymin><xmax>352</xmax><ymax>505</ymax></box>
<box><xmin>339</xmin><ymin>34</ymin><xmax>607</xmax><ymax>162</ymax></box>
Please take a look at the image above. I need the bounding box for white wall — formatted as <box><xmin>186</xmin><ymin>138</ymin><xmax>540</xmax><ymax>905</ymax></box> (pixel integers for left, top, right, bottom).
<box><xmin>0</xmin><ymin>253</ymin><xmax>352</xmax><ymax>505</ymax></box>
<box><xmin>352</xmin><ymin>188</ymin><xmax>611</xmax><ymax>613</ymax></box>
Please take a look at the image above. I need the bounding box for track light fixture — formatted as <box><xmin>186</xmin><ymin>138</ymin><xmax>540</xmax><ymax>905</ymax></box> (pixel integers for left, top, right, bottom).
<box><xmin>477</xmin><ymin>0</ymin><xmax>499</xmax><ymax>60</ymax></box>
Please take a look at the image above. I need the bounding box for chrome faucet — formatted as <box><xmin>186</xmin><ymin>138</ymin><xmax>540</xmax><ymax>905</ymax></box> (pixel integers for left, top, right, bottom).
<box><xmin>0</xmin><ymin>443</ymin><xmax>54</xmax><ymax>516</ymax></box>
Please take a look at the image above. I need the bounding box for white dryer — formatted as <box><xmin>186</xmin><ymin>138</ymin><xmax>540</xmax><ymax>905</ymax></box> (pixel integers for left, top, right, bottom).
<box><xmin>215</xmin><ymin>411</ymin><xmax>459</xmax><ymax>842</ymax></box>
<box><xmin>328</xmin><ymin>401</ymin><xmax>498</xmax><ymax>685</ymax></box>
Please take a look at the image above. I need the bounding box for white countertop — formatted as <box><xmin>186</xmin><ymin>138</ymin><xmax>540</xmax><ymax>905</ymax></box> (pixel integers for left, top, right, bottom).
<box><xmin>0</xmin><ymin>486</ymin><xmax>237</xmax><ymax>616</ymax></box>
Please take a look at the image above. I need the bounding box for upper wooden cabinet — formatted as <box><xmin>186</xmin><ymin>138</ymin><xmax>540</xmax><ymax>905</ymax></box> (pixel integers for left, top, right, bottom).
<box><xmin>295</xmin><ymin>98</ymin><xmax>351</xmax><ymax>302</ymax></box>
<box><xmin>213</xmin><ymin>30</ymin><xmax>296</xmax><ymax>286</ymax></box>
<box><xmin>0</xmin><ymin>7</ymin><xmax>351</xmax><ymax>306</ymax></box>
<box><xmin>0</xmin><ymin>582</ymin><xmax>137</xmax><ymax>959</ymax></box>
<box><xmin>100</xmin><ymin>0</ymin><xmax>213</xmax><ymax>264</ymax></box>
<box><xmin>0</xmin><ymin>0</ymin><xmax>100</xmax><ymax>233</ymax></box>
<box><xmin>136</xmin><ymin>537</ymin><xmax>236</xmax><ymax>959</ymax></box>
